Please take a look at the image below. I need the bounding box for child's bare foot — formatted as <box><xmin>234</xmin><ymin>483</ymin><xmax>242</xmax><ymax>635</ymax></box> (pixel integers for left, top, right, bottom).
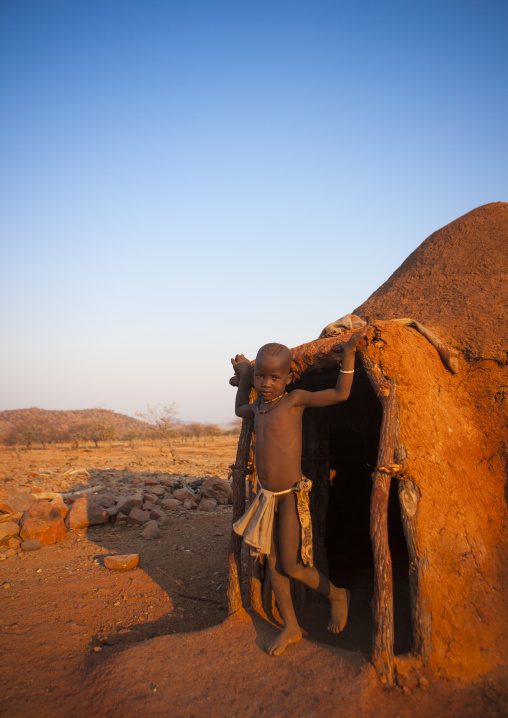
<box><xmin>266</xmin><ymin>625</ymin><xmax>302</xmax><ymax>656</ymax></box>
<box><xmin>328</xmin><ymin>588</ymin><xmax>350</xmax><ymax>633</ymax></box>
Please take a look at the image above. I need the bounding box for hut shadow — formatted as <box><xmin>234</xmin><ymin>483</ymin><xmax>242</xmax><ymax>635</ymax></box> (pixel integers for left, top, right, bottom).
<box><xmin>74</xmin><ymin>499</ymin><xmax>230</xmax><ymax>674</ymax></box>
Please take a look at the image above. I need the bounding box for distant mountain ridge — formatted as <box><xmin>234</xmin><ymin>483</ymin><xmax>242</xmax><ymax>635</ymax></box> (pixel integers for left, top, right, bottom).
<box><xmin>0</xmin><ymin>407</ymin><xmax>151</xmax><ymax>440</ymax></box>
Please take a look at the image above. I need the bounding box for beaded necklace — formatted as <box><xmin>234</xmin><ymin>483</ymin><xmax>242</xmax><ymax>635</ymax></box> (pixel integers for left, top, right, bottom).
<box><xmin>257</xmin><ymin>392</ymin><xmax>287</xmax><ymax>414</ymax></box>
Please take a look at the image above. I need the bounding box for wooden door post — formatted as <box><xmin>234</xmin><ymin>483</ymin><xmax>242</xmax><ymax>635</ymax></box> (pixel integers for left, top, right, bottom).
<box><xmin>227</xmin><ymin>417</ymin><xmax>253</xmax><ymax>614</ymax></box>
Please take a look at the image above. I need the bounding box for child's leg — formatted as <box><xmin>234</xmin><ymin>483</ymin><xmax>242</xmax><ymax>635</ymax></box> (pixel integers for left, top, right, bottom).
<box><xmin>277</xmin><ymin>492</ymin><xmax>350</xmax><ymax>633</ymax></box>
<box><xmin>266</xmin><ymin>513</ymin><xmax>302</xmax><ymax>656</ymax></box>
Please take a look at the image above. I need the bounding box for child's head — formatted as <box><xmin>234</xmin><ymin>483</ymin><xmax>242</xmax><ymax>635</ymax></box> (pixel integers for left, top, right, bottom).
<box><xmin>254</xmin><ymin>343</ymin><xmax>293</xmax><ymax>401</ymax></box>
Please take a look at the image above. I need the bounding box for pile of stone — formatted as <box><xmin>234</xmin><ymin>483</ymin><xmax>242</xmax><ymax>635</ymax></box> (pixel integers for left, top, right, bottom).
<box><xmin>0</xmin><ymin>475</ymin><xmax>233</xmax><ymax>560</ymax></box>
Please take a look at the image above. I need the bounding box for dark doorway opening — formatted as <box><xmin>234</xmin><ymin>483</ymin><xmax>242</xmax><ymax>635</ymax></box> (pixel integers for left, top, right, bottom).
<box><xmin>324</xmin><ymin>365</ymin><xmax>413</xmax><ymax>655</ymax></box>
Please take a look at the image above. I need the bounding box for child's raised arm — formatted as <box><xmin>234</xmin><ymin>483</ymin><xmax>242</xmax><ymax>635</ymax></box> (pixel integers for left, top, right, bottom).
<box><xmin>231</xmin><ymin>354</ymin><xmax>255</xmax><ymax>418</ymax></box>
<box><xmin>291</xmin><ymin>330</ymin><xmax>367</xmax><ymax>409</ymax></box>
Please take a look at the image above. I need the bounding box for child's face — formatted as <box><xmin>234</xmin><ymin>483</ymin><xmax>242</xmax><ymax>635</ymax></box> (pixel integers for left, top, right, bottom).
<box><xmin>254</xmin><ymin>354</ymin><xmax>292</xmax><ymax>402</ymax></box>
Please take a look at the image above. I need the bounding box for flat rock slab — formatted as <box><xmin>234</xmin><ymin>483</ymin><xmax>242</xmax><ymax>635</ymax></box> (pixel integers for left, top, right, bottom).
<box><xmin>201</xmin><ymin>476</ymin><xmax>233</xmax><ymax>505</ymax></box>
<box><xmin>172</xmin><ymin>487</ymin><xmax>196</xmax><ymax>503</ymax></box>
<box><xmin>103</xmin><ymin>554</ymin><xmax>139</xmax><ymax>571</ymax></box>
<box><xmin>21</xmin><ymin>539</ymin><xmax>42</xmax><ymax>552</ymax></box>
<box><xmin>160</xmin><ymin>498</ymin><xmax>180</xmax><ymax>511</ymax></box>
<box><xmin>127</xmin><ymin>507</ymin><xmax>151</xmax><ymax>525</ymax></box>
<box><xmin>0</xmin><ymin>490</ymin><xmax>35</xmax><ymax>514</ymax></box>
<box><xmin>65</xmin><ymin>497</ymin><xmax>109</xmax><ymax>529</ymax></box>
<box><xmin>20</xmin><ymin>501</ymin><xmax>66</xmax><ymax>547</ymax></box>
<box><xmin>141</xmin><ymin>521</ymin><xmax>162</xmax><ymax>540</ymax></box>
<box><xmin>0</xmin><ymin>521</ymin><xmax>21</xmax><ymax>543</ymax></box>
<box><xmin>198</xmin><ymin>497</ymin><xmax>217</xmax><ymax>512</ymax></box>
<box><xmin>146</xmin><ymin>486</ymin><xmax>165</xmax><ymax>496</ymax></box>
<box><xmin>115</xmin><ymin>494</ymin><xmax>143</xmax><ymax>514</ymax></box>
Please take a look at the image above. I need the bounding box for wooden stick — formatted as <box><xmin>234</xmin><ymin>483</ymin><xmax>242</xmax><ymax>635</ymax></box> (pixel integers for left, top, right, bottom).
<box><xmin>398</xmin><ymin>476</ymin><xmax>433</xmax><ymax>662</ymax></box>
<box><xmin>227</xmin><ymin>417</ymin><xmax>253</xmax><ymax>614</ymax></box>
<box><xmin>359</xmin><ymin>348</ymin><xmax>397</xmax><ymax>687</ymax></box>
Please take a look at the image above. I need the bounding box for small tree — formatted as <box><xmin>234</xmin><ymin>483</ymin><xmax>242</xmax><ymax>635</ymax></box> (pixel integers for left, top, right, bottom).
<box><xmin>202</xmin><ymin>423</ymin><xmax>222</xmax><ymax>442</ymax></box>
<box><xmin>227</xmin><ymin>418</ymin><xmax>242</xmax><ymax>435</ymax></box>
<box><xmin>4</xmin><ymin>422</ymin><xmax>51</xmax><ymax>449</ymax></box>
<box><xmin>121</xmin><ymin>429</ymin><xmax>140</xmax><ymax>441</ymax></box>
<box><xmin>88</xmin><ymin>423</ymin><xmax>116</xmax><ymax>448</ymax></box>
<box><xmin>135</xmin><ymin>403</ymin><xmax>179</xmax><ymax>448</ymax></box>
<box><xmin>3</xmin><ymin>423</ymin><xmax>34</xmax><ymax>448</ymax></box>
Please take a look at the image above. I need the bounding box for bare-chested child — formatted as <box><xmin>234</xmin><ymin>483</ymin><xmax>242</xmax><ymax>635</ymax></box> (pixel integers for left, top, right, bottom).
<box><xmin>231</xmin><ymin>331</ymin><xmax>366</xmax><ymax>656</ymax></box>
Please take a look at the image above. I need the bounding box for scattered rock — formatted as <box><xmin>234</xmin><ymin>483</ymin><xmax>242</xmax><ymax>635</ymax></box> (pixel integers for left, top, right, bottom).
<box><xmin>106</xmin><ymin>507</ymin><xmax>119</xmax><ymax>519</ymax></box>
<box><xmin>161</xmin><ymin>478</ymin><xmax>180</xmax><ymax>488</ymax></box>
<box><xmin>144</xmin><ymin>478</ymin><xmax>159</xmax><ymax>486</ymax></box>
<box><xmin>49</xmin><ymin>494</ymin><xmax>69</xmax><ymax>519</ymax></box>
<box><xmin>141</xmin><ymin>521</ymin><xmax>162</xmax><ymax>539</ymax></box>
<box><xmin>0</xmin><ymin>490</ymin><xmax>34</xmax><ymax>515</ymax></box>
<box><xmin>198</xmin><ymin>498</ymin><xmax>217</xmax><ymax>512</ymax></box>
<box><xmin>5</xmin><ymin>537</ymin><xmax>21</xmax><ymax>549</ymax></box>
<box><xmin>172</xmin><ymin>487</ymin><xmax>196</xmax><ymax>503</ymax></box>
<box><xmin>157</xmin><ymin>515</ymin><xmax>173</xmax><ymax>528</ymax></box>
<box><xmin>127</xmin><ymin>507</ymin><xmax>151</xmax><ymax>525</ymax></box>
<box><xmin>161</xmin><ymin>498</ymin><xmax>181</xmax><ymax>511</ymax></box>
<box><xmin>104</xmin><ymin>554</ymin><xmax>139</xmax><ymax>571</ymax></box>
<box><xmin>20</xmin><ymin>501</ymin><xmax>66</xmax><ymax>546</ymax></box>
<box><xmin>183</xmin><ymin>498</ymin><xmax>197</xmax><ymax>510</ymax></box>
<box><xmin>2</xmin><ymin>548</ymin><xmax>17</xmax><ymax>559</ymax></box>
<box><xmin>84</xmin><ymin>493</ymin><xmax>115</xmax><ymax>508</ymax></box>
<box><xmin>0</xmin><ymin>521</ymin><xmax>21</xmax><ymax>544</ymax></box>
<box><xmin>149</xmin><ymin>507</ymin><xmax>166</xmax><ymax>521</ymax></box>
<box><xmin>186</xmin><ymin>478</ymin><xmax>205</xmax><ymax>493</ymax></box>
<box><xmin>2</xmin><ymin>582</ymin><xmax>11</xmax><ymax>589</ymax></box>
<box><xmin>65</xmin><ymin>497</ymin><xmax>110</xmax><ymax>529</ymax></box>
<box><xmin>115</xmin><ymin>494</ymin><xmax>144</xmax><ymax>514</ymax></box>
<box><xmin>142</xmin><ymin>500</ymin><xmax>155</xmax><ymax>512</ymax></box>
<box><xmin>147</xmin><ymin>486</ymin><xmax>165</xmax><ymax>497</ymax></box>
<box><xmin>200</xmin><ymin>477</ymin><xmax>233</xmax><ymax>505</ymax></box>
<box><xmin>21</xmin><ymin>539</ymin><xmax>42</xmax><ymax>552</ymax></box>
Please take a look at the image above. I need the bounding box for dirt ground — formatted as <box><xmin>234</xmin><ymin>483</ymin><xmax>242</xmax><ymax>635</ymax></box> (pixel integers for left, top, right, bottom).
<box><xmin>1</xmin><ymin>440</ymin><xmax>507</xmax><ymax>717</ymax></box>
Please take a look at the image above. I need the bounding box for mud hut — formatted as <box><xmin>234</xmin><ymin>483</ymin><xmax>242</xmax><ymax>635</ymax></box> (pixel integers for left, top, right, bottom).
<box><xmin>228</xmin><ymin>202</ymin><xmax>508</xmax><ymax>686</ymax></box>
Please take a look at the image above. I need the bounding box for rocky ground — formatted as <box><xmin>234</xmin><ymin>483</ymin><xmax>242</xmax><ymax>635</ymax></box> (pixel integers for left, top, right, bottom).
<box><xmin>1</xmin><ymin>439</ymin><xmax>507</xmax><ymax>717</ymax></box>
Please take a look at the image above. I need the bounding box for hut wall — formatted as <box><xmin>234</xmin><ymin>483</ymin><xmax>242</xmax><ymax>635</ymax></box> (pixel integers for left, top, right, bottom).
<box><xmin>368</xmin><ymin>322</ymin><xmax>508</xmax><ymax>678</ymax></box>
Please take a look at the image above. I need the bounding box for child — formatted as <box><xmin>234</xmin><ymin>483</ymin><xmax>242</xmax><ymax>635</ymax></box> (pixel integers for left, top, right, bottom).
<box><xmin>231</xmin><ymin>331</ymin><xmax>366</xmax><ymax>656</ymax></box>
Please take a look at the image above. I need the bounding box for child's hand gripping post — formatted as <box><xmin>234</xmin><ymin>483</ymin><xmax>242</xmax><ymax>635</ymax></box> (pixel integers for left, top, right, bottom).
<box><xmin>231</xmin><ymin>354</ymin><xmax>255</xmax><ymax>418</ymax></box>
<box><xmin>229</xmin><ymin>353</ymin><xmax>251</xmax><ymax>387</ymax></box>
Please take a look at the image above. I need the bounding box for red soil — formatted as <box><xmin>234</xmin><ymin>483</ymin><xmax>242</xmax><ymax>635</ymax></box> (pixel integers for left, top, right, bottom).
<box><xmin>1</xmin><ymin>441</ymin><xmax>507</xmax><ymax>716</ymax></box>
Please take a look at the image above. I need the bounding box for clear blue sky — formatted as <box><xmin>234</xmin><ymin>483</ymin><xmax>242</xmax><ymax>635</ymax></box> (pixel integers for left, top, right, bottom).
<box><xmin>1</xmin><ymin>0</ymin><xmax>506</xmax><ymax>423</ymax></box>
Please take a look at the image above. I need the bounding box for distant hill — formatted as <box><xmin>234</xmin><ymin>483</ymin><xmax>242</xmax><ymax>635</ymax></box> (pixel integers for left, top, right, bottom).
<box><xmin>0</xmin><ymin>407</ymin><xmax>151</xmax><ymax>441</ymax></box>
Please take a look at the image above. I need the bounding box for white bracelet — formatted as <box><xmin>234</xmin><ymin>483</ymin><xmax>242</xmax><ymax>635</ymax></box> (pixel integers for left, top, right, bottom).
<box><xmin>340</xmin><ymin>369</ymin><xmax>355</xmax><ymax>374</ymax></box>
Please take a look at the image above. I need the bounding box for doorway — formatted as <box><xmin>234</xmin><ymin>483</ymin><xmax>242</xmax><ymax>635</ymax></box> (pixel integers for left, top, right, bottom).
<box><xmin>324</xmin><ymin>365</ymin><xmax>412</xmax><ymax>654</ymax></box>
